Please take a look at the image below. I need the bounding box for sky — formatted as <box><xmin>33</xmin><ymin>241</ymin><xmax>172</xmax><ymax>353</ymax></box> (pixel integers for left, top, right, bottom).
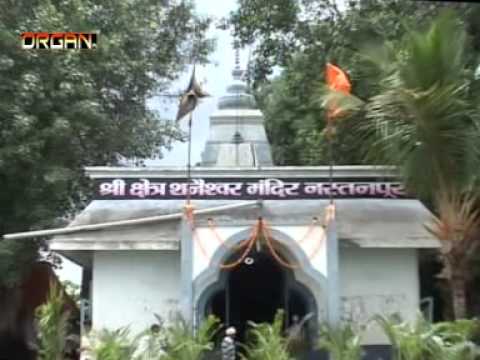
<box><xmin>145</xmin><ymin>0</ymin><xmax>247</xmax><ymax>167</ymax></box>
<box><xmin>56</xmin><ymin>0</ymin><xmax>241</xmax><ymax>284</ymax></box>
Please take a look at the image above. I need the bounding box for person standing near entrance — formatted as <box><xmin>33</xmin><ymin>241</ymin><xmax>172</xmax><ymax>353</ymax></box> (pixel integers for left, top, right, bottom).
<box><xmin>221</xmin><ymin>327</ymin><xmax>237</xmax><ymax>360</ymax></box>
<box><xmin>133</xmin><ymin>323</ymin><xmax>165</xmax><ymax>359</ymax></box>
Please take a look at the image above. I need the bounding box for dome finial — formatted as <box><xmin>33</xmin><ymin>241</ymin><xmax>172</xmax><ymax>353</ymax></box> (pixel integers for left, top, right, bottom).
<box><xmin>234</xmin><ymin>42</ymin><xmax>240</xmax><ymax>70</ymax></box>
<box><xmin>232</xmin><ymin>40</ymin><xmax>243</xmax><ymax>80</ymax></box>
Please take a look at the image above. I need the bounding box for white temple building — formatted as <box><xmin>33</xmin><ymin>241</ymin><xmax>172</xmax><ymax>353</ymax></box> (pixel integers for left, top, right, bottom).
<box><xmin>47</xmin><ymin>61</ymin><xmax>439</xmax><ymax>358</ymax></box>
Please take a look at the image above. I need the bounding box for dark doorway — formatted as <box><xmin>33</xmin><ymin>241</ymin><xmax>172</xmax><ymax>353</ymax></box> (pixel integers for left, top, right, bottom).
<box><xmin>209</xmin><ymin>290</ymin><xmax>227</xmax><ymax>326</ymax></box>
<box><xmin>288</xmin><ymin>288</ymin><xmax>308</xmax><ymax>323</ymax></box>
<box><xmin>207</xmin><ymin>250</ymin><xmax>314</xmax><ymax>343</ymax></box>
<box><xmin>229</xmin><ymin>252</ymin><xmax>286</xmax><ymax>340</ymax></box>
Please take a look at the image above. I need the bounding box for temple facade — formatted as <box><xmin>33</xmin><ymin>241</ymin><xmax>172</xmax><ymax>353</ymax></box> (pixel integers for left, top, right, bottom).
<box><xmin>49</xmin><ymin>62</ymin><xmax>439</xmax><ymax>358</ymax></box>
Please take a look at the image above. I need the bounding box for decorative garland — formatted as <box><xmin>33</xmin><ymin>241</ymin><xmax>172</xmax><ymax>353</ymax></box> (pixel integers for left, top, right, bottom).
<box><xmin>207</xmin><ymin>218</ymin><xmax>251</xmax><ymax>250</ymax></box>
<box><xmin>262</xmin><ymin>219</ymin><xmax>300</xmax><ymax>269</ymax></box>
<box><xmin>298</xmin><ymin>217</ymin><xmax>320</xmax><ymax>245</ymax></box>
<box><xmin>184</xmin><ymin>204</ymin><xmax>209</xmax><ymax>258</ymax></box>
<box><xmin>219</xmin><ymin>222</ymin><xmax>259</xmax><ymax>270</ymax></box>
<box><xmin>183</xmin><ymin>205</ymin><xmax>331</xmax><ymax>270</ymax></box>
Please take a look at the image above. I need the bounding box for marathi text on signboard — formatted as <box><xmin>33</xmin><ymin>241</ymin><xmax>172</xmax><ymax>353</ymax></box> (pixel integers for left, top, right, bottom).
<box><xmin>94</xmin><ymin>177</ymin><xmax>408</xmax><ymax>200</ymax></box>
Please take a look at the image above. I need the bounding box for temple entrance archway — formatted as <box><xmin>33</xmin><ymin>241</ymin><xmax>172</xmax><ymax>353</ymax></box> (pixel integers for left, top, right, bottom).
<box><xmin>207</xmin><ymin>251</ymin><xmax>288</xmax><ymax>341</ymax></box>
<box><xmin>198</xmin><ymin>239</ymin><xmax>319</xmax><ymax>343</ymax></box>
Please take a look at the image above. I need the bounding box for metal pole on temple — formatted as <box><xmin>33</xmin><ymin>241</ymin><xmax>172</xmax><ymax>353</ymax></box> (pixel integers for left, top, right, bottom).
<box><xmin>176</xmin><ymin>65</ymin><xmax>209</xmax><ymax>206</ymax></box>
<box><xmin>324</xmin><ymin>63</ymin><xmax>351</xmax><ymax>333</ymax></box>
<box><xmin>176</xmin><ymin>64</ymin><xmax>209</xmax><ymax>325</ymax></box>
<box><xmin>328</xmin><ymin>125</ymin><xmax>334</xmax><ymax>205</ymax></box>
<box><xmin>326</xmin><ymin>115</ymin><xmax>340</xmax><ymax>330</ymax></box>
<box><xmin>187</xmin><ymin>111</ymin><xmax>193</xmax><ymax>205</ymax></box>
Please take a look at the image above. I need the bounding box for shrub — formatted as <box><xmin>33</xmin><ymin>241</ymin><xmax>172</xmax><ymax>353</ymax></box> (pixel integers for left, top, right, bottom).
<box><xmin>375</xmin><ymin>313</ymin><xmax>479</xmax><ymax>360</ymax></box>
<box><xmin>242</xmin><ymin>310</ymin><xmax>293</xmax><ymax>360</ymax></box>
<box><xmin>161</xmin><ymin>315</ymin><xmax>220</xmax><ymax>360</ymax></box>
<box><xmin>36</xmin><ymin>283</ymin><xmax>70</xmax><ymax>360</ymax></box>
<box><xmin>318</xmin><ymin>324</ymin><xmax>363</xmax><ymax>360</ymax></box>
<box><xmin>88</xmin><ymin>328</ymin><xmax>137</xmax><ymax>360</ymax></box>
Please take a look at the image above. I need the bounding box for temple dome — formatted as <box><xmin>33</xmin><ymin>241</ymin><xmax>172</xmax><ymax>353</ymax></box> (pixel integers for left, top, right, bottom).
<box><xmin>200</xmin><ymin>59</ymin><xmax>273</xmax><ymax>167</ymax></box>
<box><xmin>218</xmin><ymin>70</ymin><xmax>257</xmax><ymax>110</ymax></box>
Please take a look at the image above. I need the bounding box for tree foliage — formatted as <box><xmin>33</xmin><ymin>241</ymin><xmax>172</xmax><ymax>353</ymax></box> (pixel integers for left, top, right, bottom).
<box><xmin>230</xmin><ymin>0</ymin><xmax>480</xmax><ymax>165</ymax></box>
<box><xmin>375</xmin><ymin>314</ymin><xmax>479</xmax><ymax>360</ymax></box>
<box><xmin>36</xmin><ymin>283</ymin><xmax>70</xmax><ymax>360</ymax></box>
<box><xmin>161</xmin><ymin>315</ymin><xmax>220</xmax><ymax>360</ymax></box>
<box><xmin>338</xmin><ymin>11</ymin><xmax>480</xmax><ymax>198</ymax></box>
<box><xmin>322</xmin><ymin>11</ymin><xmax>480</xmax><ymax>318</ymax></box>
<box><xmin>0</xmin><ymin>0</ymin><xmax>213</xmax><ymax>288</ymax></box>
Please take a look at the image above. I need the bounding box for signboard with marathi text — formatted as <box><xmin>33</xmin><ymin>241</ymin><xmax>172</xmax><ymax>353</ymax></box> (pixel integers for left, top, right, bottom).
<box><xmin>94</xmin><ymin>177</ymin><xmax>409</xmax><ymax>200</ymax></box>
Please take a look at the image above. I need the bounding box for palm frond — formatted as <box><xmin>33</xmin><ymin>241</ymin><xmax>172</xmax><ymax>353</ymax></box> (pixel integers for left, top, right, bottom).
<box><xmin>400</xmin><ymin>11</ymin><xmax>466</xmax><ymax>90</ymax></box>
<box><xmin>319</xmin><ymin>86</ymin><xmax>365</xmax><ymax>117</ymax></box>
<box><xmin>89</xmin><ymin>327</ymin><xmax>137</xmax><ymax>360</ymax></box>
<box><xmin>242</xmin><ymin>310</ymin><xmax>293</xmax><ymax>360</ymax></box>
<box><xmin>338</xmin><ymin>11</ymin><xmax>480</xmax><ymax>200</ymax></box>
<box><xmin>162</xmin><ymin>315</ymin><xmax>220</xmax><ymax>360</ymax></box>
<box><xmin>374</xmin><ymin>313</ymin><xmax>480</xmax><ymax>360</ymax></box>
<box><xmin>425</xmin><ymin>190</ymin><xmax>480</xmax><ymax>272</ymax></box>
<box><xmin>36</xmin><ymin>282</ymin><xmax>70</xmax><ymax>360</ymax></box>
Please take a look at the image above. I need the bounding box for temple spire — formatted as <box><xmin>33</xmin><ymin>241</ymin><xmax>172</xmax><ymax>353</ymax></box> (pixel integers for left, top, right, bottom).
<box><xmin>232</xmin><ymin>40</ymin><xmax>243</xmax><ymax>80</ymax></box>
<box><xmin>200</xmin><ymin>43</ymin><xmax>273</xmax><ymax>167</ymax></box>
<box><xmin>235</xmin><ymin>45</ymin><xmax>240</xmax><ymax>69</ymax></box>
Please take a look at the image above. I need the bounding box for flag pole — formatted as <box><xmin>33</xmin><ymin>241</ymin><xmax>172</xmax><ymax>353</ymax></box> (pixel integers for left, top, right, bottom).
<box><xmin>187</xmin><ymin>111</ymin><xmax>193</xmax><ymax>205</ymax></box>
<box><xmin>180</xmin><ymin>81</ymin><xmax>195</xmax><ymax>328</ymax></box>
<box><xmin>325</xmin><ymin>118</ymin><xmax>340</xmax><ymax>349</ymax></box>
<box><xmin>328</xmin><ymin>123</ymin><xmax>334</xmax><ymax>205</ymax></box>
<box><xmin>325</xmin><ymin>63</ymin><xmax>351</xmax><ymax>205</ymax></box>
<box><xmin>324</xmin><ymin>62</ymin><xmax>351</xmax><ymax>334</ymax></box>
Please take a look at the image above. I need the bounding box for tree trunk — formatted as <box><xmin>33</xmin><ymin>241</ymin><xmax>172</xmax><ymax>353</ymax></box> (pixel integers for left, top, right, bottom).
<box><xmin>0</xmin><ymin>286</ymin><xmax>22</xmax><ymax>336</ymax></box>
<box><xmin>450</xmin><ymin>273</ymin><xmax>468</xmax><ymax>319</ymax></box>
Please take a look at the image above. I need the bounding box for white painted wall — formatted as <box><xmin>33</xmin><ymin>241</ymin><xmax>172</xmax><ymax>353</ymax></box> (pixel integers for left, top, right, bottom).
<box><xmin>91</xmin><ymin>246</ymin><xmax>420</xmax><ymax>345</ymax></box>
<box><xmin>92</xmin><ymin>251</ymin><xmax>180</xmax><ymax>335</ymax></box>
<box><xmin>340</xmin><ymin>248</ymin><xmax>420</xmax><ymax>344</ymax></box>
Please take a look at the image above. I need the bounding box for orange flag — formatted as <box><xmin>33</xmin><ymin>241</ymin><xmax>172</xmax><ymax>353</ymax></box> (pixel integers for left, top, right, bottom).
<box><xmin>325</xmin><ymin>63</ymin><xmax>351</xmax><ymax>120</ymax></box>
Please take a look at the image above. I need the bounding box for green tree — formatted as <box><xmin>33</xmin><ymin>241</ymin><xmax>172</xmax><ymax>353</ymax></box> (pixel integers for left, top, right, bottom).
<box><xmin>233</xmin><ymin>1</ymin><xmax>480</xmax><ymax>317</ymax></box>
<box><xmin>257</xmin><ymin>76</ymin><xmax>365</xmax><ymax>165</ymax></box>
<box><xmin>231</xmin><ymin>0</ymin><xmax>480</xmax><ymax>165</ymax></box>
<box><xmin>232</xmin><ymin>0</ymin><xmax>479</xmax><ymax>84</ymax></box>
<box><xmin>0</xmin><ymin>0</ymin><xmax>212</xmax><ymax>337</ymax></box>
<box><xmin>323</xmin><ymin>12</ymin><xmax>480</xmax><ymax>319</ymax></box>
<box><xmin>0</xmin><ymin>0</ymin><xmax>212</xmax><ymax>283</ymax></box>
